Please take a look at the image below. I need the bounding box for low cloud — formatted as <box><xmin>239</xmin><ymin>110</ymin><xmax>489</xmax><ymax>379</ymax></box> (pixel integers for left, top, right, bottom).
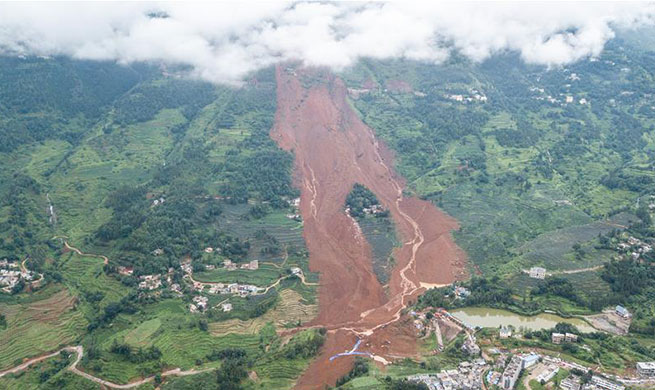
<box><xmin>0</xmin><ymin>2</ymin><xmax>653</xmax><ymax>84</ymax></box>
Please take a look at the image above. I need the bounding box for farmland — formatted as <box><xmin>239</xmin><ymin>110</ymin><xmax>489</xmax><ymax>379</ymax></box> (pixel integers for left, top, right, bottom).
<box><xmin>0</xmin><ymin>289</ymin><xmax>86</xmax><ymax>370</ymax></box>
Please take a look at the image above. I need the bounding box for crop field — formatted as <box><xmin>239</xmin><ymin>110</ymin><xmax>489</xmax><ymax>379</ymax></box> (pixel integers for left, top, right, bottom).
<box><xmin>58</xmin><ymin>252</ymin><xmax>128</xmax><ymax>309</ymax></box>
<box><xmin>194</xmin><ymin>263</ymin><xmax>284</xmax><ymax>286</ymax></box>
<box><xmin>209</xmin><ymin>289</ymin><xmax>318</xmax><ymax>335</ymax></box>
<box><xmin>0</xmin><ymin>289</ymin><xmax>86</xmax><ymax>370</ymax></box>
<box><xmin>0</xmin><ymin>354</ymin><xmax>101</xmax><ymax>390</ymax></box>
<box><xmin>219</xmin><ymin>204</ymin><xmax>307</xmax><ymax>260</ymax></box>
<box><xmin>80</xmin><ymin>298</ymin><xmax>262</xmax><ymax>384</ymax></box>
<box><xmin>516</xmin><ymin>212</ymin><xmax>633</xmax><ymax>271</ymax></box>
<box><xmin>48</xmin><ymin>108</ymin><xmax>185</xmax><ymax>242</ymax></box>
<box><xmin>253</xmin><ymin>355</ymin><xmax>312</xmax><ymax>390</ymax></box>
<box><xmin>358</xmin><ymin>215</ymin><xmax>398</xmax><ymax>285</ymax></box>
<box><xmin>510</xmin><ymin>270</ymin><xmax>611</xmax><ymax>294</ymax></box>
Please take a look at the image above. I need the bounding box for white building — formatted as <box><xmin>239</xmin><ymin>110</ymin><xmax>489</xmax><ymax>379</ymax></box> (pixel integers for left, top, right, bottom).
<box><xmin>590</xmin><ymin>376</ymin><xmax>624</xmax><ymax>390</ymax></box>
<box><xmin>529</xmin><ymin>267</ymin><xmax>547</xmax><ymax>279</ymax></box>
<box><xmin>536</xmin><ymin>366</ymin><xmax>559</xmax><ymax>383</ymax></box>
<box><xmin>502</xmin><ymin>355</ymin><xmax>523</xmax><ymax>390</ymax></box>
<box><xmin>522</xmin><ymin>353</ymin><xmax>540</xmax><ymax>369</ymax></box>
<box><xmin>636</xmin><ymin>362</ymin><xmax>655</xmax><ymax>377</ymax></box>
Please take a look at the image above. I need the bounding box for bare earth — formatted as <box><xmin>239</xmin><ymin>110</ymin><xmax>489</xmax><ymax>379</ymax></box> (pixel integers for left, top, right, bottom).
<box><xmin>271</xmin><ymin>66</ymin><xmax>467</xmax><ymax>388</ymax></box>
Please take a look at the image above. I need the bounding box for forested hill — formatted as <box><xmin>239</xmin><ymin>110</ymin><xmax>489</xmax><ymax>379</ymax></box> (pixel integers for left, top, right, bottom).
<box><xmin>0</xmin><ymin>58</ymin><xmax>297</xmax><ymax>275</ymax></box>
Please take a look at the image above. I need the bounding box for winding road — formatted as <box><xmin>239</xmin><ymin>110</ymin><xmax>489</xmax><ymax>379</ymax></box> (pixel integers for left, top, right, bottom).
<box><xmin>0</xmin><ymin>345</ymin><xmax>211</xmax><ymax>388</ymax></box>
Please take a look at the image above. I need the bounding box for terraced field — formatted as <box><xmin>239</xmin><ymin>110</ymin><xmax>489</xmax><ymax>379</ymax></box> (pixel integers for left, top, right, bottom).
<box><xmin>516</xmin><ymin>212</ymin><xmax>634</xmax><ymax>271</ymax></box>
<box><xmin>0</xmin><ymin>363</ymin><xmax>101</xmax><ymax>390</ymax></box>
<box><xmin>0</xmin><ymin>289</ymin><xmax>86</xmax><ymax>370</ymax></box>
<box><xmin>193</xmin><ymin>263</ymin><xmax>284</xmax><ymax>286</ymax></box>
<box><xmin>358</xmin><ymin>215</ymin><xmax>399</xmax><ymax>285</ymax></box>
<box><xmin>58</xmin><ymin>253</ymin><xmax>128</xmax><ymax>309</ymax></box>
<box><xmin>209</xmin><ymin>289</ymin><xmax>318</xmax><ymax>335</ymax></box>
<box><xmin>219</xmin><ymin>204</ymin><xmax>306</xmax><ymax>262</ymax></box>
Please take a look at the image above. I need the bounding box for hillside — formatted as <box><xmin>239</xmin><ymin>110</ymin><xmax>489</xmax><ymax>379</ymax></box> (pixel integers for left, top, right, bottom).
<box><xmin>0</xmin><ymin>31</ymin><xmax>654</xmax><ymax>390</ymax></box>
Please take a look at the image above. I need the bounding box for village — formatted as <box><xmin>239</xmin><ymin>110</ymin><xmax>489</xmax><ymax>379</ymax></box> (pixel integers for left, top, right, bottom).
<box><xmin>119</xmin><ymin>248</ymin><xmax>306</xmax><ymax>315</ymax></box>
<box><xmin>0</xmin><ymin>258</ymin><xmax>41</xmax><ymax>294</ymax></box>
<box><xmin>408</xmin><ymin>304</ymin><xmax>655</xmax><ymax>390</ymax></box>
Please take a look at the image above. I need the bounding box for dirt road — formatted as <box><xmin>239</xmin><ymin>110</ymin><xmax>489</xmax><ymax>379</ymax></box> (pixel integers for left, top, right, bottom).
<box><xmin>0</xmin><ymin>345</ymin><xmax>210</xmax><ymax>388</ymax></box>
<box><xmin>271</xmin><ymin>66</ymin><xmax>467</xmax><ymax>388</ymax></box>
<box><xmin>62</xmin><ymin>241</ymin><xmax>109</xmax><ymax>265</ymax></box>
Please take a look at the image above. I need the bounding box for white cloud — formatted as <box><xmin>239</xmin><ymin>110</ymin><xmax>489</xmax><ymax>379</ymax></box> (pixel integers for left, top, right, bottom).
<box><xmin>0</xmin><ymin>2</ymin><xmax>653</xmax><ymax>84</ymax></box>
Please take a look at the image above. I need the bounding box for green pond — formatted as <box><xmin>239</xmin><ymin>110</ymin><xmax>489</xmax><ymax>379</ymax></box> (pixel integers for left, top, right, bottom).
<box><xmin>451</xmin><ymin>307</ymin><xmax>596</xmax><ymax>333</ymax></box>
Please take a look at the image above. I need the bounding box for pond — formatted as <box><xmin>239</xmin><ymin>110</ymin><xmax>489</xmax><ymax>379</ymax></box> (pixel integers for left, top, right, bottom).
<box><xmin>451</xmin><ymin>307</ymin><xmax>596</xmax><ymax>333</ymax></box>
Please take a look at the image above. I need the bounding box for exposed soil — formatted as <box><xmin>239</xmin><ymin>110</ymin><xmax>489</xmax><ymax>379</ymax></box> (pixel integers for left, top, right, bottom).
<box><xmin>271</xmin><ymin>66</ymin><xmax>467</xmax><ymax>389</ymax></box>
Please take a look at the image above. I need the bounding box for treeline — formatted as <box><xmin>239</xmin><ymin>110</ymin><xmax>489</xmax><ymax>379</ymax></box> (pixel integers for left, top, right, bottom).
<box><xmin>110</xmin><ymin>341</ymin><xmax>162</xmax><ymax>363</ymax></box>
<box><xmin>87</xmin><ymin>294</ymin><xmax>139</xmax><ymax>331</ymax></box>
<box><xmin>282</xmin><ymin>328</ymin><xmax>326</xmax><ymax>359</ymax></box>
<box><xmin>336</xmin><ymin>357</ymin><xmax>369</xmax><ymax>387</ymax></box>
<box><xmin>0</xmin><ymin>57</ymin><xmax>141</xmax><ymax>151</ymax></box>
<box><xmin>345</xmin><ymin>183</ymin><xmax>381</xmax><ymax>218</ymax></box>
<box><xmin>113</xmin><ymin>79</ymin><xmax>216</xmax><ymax>125</ymax></box>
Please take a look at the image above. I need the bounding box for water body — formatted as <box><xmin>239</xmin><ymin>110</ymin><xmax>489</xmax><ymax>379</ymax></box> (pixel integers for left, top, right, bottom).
<box><xmin>451</xmin><ymin>307</ymin><xmax>596</xmax><ymax>333</ymax></box>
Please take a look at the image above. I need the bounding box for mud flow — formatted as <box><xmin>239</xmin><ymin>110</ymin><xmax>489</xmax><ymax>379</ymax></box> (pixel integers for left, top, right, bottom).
<box><xmin>270</xmin><ymin>66</ymin><xmax>467</xmax><ymax>389</ymax></box>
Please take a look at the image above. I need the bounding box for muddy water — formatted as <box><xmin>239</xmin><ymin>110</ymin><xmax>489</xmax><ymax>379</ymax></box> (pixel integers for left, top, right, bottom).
<box><xmin>451</xmin><ymin>307</ymin><xmax>596</xmax><ymax>333</ymax></box>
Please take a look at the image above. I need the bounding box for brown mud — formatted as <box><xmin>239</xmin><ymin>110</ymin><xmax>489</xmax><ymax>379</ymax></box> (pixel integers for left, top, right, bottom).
<box><xmin>270</xmin><ymin>66</ymin><xmax>467</xmax><ymax>389</ymax></box>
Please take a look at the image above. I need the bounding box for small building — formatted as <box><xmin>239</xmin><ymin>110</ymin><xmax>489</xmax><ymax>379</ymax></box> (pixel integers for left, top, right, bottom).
<box><xmin>565</xmin><ymin>333</ymin><xmax>579</xmax><ymax>343</ymax></box>
<box><xmin>249</xmin><ymin>260</ymin><xmax>259</xmax><ymax>270</ymax></box>
<box><xmin>152</xmin><ymin>248</ymin><xmax>164</xmax><ymax>256</ymax></box>
<box><xmin>118</xmin><ymin>266</ymin><xmax>134</xmax><ymax>276</ymax></box>
<box><xmin>454</xmin><ymin>286</ymin><xmax>471</xmax><ymax>298</ymax></box>
<box><xmin>221</xmin><ymin>303</ymin><xmax>233</xmax><ymax>312</ymax></box>
<box><xmin>522</xmin><ymin>353</ymin><xmax>540</xmax><ymax>369</ymax></box>
<box><xmin>204</xmin><ymin>247</ymin><xmax>214</xmax><ymax>253</ymax></box>
<box><xmin>561</xmin><ymin>375</ymin><xmax>582</xmax><ymax>390</ymax></box>
<box><xmin>552</xmin><ymin>333</ymin><xmax>565</xmax><ymax>344</ymax></box>
<box><xmin>192</xmin><ymin>295</ymin><xmax>208</xmax><ymax>311</ymax></box>
<box><xmin>500</xmin><ymin>327</ymin><xmax>513</xmax><ymax>339</ymax></box>
<box><xmin>223</xmin><ymin>259</ymin><xmax>237</xmax><ymax>271</ymax></box>
<box><xmin>636</xmin><ymin>362</ymin><xmax>655</xmax><ymax>377</ymax></box>
<box><xmin>462</xmin><ymin>339</ymin><xmax>481</xmax><ymax>356</ymax></box>
<box><xmin>590</xmin><ymin>376</ymin><xmax>624</xmax><ymax>390</ymax></box>
<box><xmin>529</xmin><ymin>267</ymin><xmax>547</xmax><ymax>279</ymax></box>
<box><xmin>290</xmin><ymin>267</ymin><xmax>302</xmax><ymax>276</ymax></box>
<box><xmin>566</xmin><ymin>96</ymin><xmax>574</xmax><ymax>103</ymax></box>
<box><xmin>615</xmin><ymin>305</ymin><xmax>631</xmax><ymax>319</ymax></box>
<box><xmin>537</xmin><ymin>366</ymin><xmax>559</xmax><ymax>383</ymax></box>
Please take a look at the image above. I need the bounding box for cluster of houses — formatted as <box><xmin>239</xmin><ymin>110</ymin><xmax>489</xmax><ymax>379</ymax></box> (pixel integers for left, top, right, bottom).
<box><xmin>219</xmin><ymin>259</ymin><xmax>259</xmax><ymax>271</ymax></box>
<box><xmin>0</xmin><ymin>259</ymin><xmax>40</xmax><ymax>293</ymax></box>
<box><xmin>286</xmin><ymin>197</ymin><xmax>302</xmax><ymax>220</ymax></box>
<box><xmin>552</xmin><ymin>332</ymin><xmax>578</xmax><ymax>344</ymax></box>
<box><xmin>190</xmin><ymin>281</ymin><xmax>261</xmax><ymax>297</ymax></box>
<box><xmin>616</xmin><ymin>236</ymin><xmax>653</xmax><ymax>261</ymax></box>
<box><xmin>189</xmin><ymin>295</ymin><xmax>208</xmax><ymax>313</ymax></box>
<box><xmin>138</xmin><ymin>274</ymin><xmax>162</xmax><ymax>290</ymax></box>
<box><xmin>445</xmin><ymin>90</ymin><xmax>488</xmax><ymax>104</ymax></box>
<box><xmin>528</xmin><ymin>86</ymin><xmax>590</xmax><ymax>107</ymax></box>
<box><xmin>408</xmin><ymin>360</ymin><xmax>487</xmax><ymax>390</ymax></box>
<box><xmin>499</xmin><ymin>353</ymin><xmax>561</xmax><ymax>390</ymax></box>
<box><xmin>495</xmin><ymin>350</ymin><xmax>628</xmax><ymax>390</ymax></box>
<box><xmin>344</xmin><ymin>203</ymin><xmax>386</xmax><ymax>217</ymax></box>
